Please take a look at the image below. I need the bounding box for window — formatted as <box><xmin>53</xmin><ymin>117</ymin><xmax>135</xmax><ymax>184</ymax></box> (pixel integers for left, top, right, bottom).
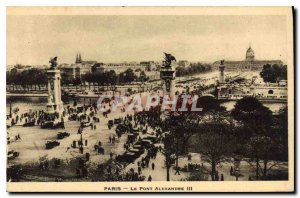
<box><xmin>268</xmin><ymin>90</ymin><xmax>274</xmax><ymax>94</ymax></box>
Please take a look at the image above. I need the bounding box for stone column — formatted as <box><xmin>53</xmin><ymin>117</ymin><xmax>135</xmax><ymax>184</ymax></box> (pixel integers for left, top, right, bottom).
<box><xmin>46</xmin><ymin>69</ymin><xmax>64</xmax><ymax>114</ymax></box>
<box><xmin>161</xmin><ymin>64</ymin><xmax>176</xmax><ymax>98</ymax></box>
<box><xmin>219</xmin><ymin>61</ymin><xmax>225</xmax><ymax>83</ymax></box>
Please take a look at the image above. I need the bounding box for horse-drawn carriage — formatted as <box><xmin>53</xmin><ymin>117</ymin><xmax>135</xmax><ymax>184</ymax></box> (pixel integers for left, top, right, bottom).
<box><xmin>7</xmin><ymin>150</ymin><xmax>19</xmax><ymax>160</ymax></box>
<box><xmin>144</xmin><ymin>135</ymin><xmax>157</xmax><ymax>143</ymax></box>
<box><xmin>127</xmin><ymin>134</ymin><xmax>136</xmax><ymax>143</ymax></box>
<box><xmin>93</xmin><ymin>117</ymin><xmax>100</xmax><ymax>122</ymax></box>
<box><xmin>81</xmin><ymin>121</ymin><xmax>91</xmax><ymax>128</ymax></box>
<box><xmin>52</xmin><ymin>122</ymin><xmax>65</xmax><ymax>129</ymax></box>
<box><xmin>108</xmin><ymin>120</ymin><xmax>114</xmax><ymax>128</ymax></box>
<box><xmin>57</xmin><ymin>132</ymin><xmax>70</xmax><ymax>139</ymax></box>
<box><xmin>129</xmin><ymin>126</ymin><xmax>139</xmax><ymax>133</ymax></box>
<box><xmin>116</xmin><ymin>151</ymin><xmax>139</xmax><ymax>163</ymax></box>
<box><xmin>45</xmin><ymin>140</ymin><xmax>60</xmax><ymax>149</ymax></box>
<box><xmin>23</xmin><ymin>120</ymin><xmax>35</xmax><ymax>127</ymax></box>
<box><xmin>128</xmin><ymin>147</ymin><xmax>144</xmax><ymax>156</ymax></box>
<box><xmin>140</xmin><ymin>138</ymin><xmax>154</xmax><ymax>149</ymax></box>
<box><xmin>114</xmin><ymin>118</ymin><xmax>122</xmax><ymax>125</ymax></box>
<box><xmin>133</xmin><ymin>143</ymin><xmax>143</xmax><ymax>150</ymax></box>
<box><xmin>41</xmin><ymin>121</ymin><xmax>54</xmax><ymax>129</ymax></box>
<box><xmin>94</xmin><ymin>145</ymin><xmax>105</xmax><ymax>154</ymax></box>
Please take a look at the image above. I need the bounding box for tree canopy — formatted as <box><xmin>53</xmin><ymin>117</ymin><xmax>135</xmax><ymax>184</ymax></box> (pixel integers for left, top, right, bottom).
<box><xmin>260</xmin><ymin>64</ymin><xmax>287</xmax><ymax>83</ymax></box>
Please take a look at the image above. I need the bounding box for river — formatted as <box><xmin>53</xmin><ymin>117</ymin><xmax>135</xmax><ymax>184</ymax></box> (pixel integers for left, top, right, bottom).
<box><xmin>6</xmin><ymin>96</ymin><xmax>286</xmax><ymax>115</ymax></box>
<box><xmin>221</xmin><ymin>100</ymin><xmax>287</xmax><ymax>113</ymax></box>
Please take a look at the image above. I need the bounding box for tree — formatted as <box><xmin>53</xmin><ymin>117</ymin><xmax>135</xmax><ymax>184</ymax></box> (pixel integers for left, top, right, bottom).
<box><xmin>231</xmin><ymin>97</ymin><xmax>274</xmax><ymax>180</ymax></box>
<box><xmin>242</xmin><ymin>106</ymin><xmax>288</xmax><ymax>179</ymax></box>
<box><xmin>82</xmin><ymin>72</ymin><xmax>94</xmax><ymax>90</ymax></box>
<box><xmin>276</xmin><ymin>107</ymin><xmax>288</xmax><ymax>162</ymax></box>
<box><xmin>195</xmin><ymin>96</ymin><xmax>226</xmax><ymax>119</ymax></box>
<box><xmin>73</xmin><ymin>77</ymin><xmax>82</xmax><ymax>91</ymax></box>
<box><xmin>244</xmin><ymin>133</ymin><xmax>285</xmax><ymax>179</ymax></box>
<box><xmin>196</xmin><ymin>121</ymin><xmax>236</xmax><ymax>181</ymax></box>
<box><xmin>123</xmin><ymin>69</ymin><xmax>136</xmax><ymax>83</ymax></box>
<box><xmin>260</xmin><ymin>64</ymin><xmax>287</xmax><ymax>83</ymax></box>
<box><xmin>6</xmin><ymin>68</ymin><xmax>47</xmax><ymax>91</ymax></box>
<box><xmin>138</xmin><ymin>71</ymin><xmax>148</xmax><ymax>82</ymax></box>
<box><xmin>161</xmin><ymin>133</ymin><xmax>177</xmax><ymax>181</ymax></box>
<box><xmin>164</xmin><ymin>112</ymin><xmax>201</xmax><ymax>167</ymax></box>
<box><xmin>175</xmin><ymin>62</ymin><xmax>212</xmax><ymax>77</ymax></box>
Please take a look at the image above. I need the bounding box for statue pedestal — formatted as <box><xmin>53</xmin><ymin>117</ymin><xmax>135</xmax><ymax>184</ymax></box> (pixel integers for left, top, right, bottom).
<box><xmin>46</xmin><ymin>102</ymin><xmax>64</xmax><ymax>114</ymax></box>
<box><xmin>46</xmin><ymin>69</ymin><xmax>64</xmax><ymax>114</ymax></box>
<box><xmin>160</xmin><ymin>68</ymin><xmax>176</xmax><ymax>98</ymax></box>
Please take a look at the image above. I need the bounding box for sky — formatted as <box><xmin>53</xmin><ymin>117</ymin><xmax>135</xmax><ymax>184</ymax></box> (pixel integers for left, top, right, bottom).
<box><xmin>7</xmin><ymin>15</ymin><xmax>287</xmax><ymax>65</ymax></box>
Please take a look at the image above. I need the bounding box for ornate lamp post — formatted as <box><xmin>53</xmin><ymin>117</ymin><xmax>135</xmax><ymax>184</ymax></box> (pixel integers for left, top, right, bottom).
<box><xmin>160</xmin><ymin>52</ymin><xmax>176</xmax><ymax>98</ymax></box>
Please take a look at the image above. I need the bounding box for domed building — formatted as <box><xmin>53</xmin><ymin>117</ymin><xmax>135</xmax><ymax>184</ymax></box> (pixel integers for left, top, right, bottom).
<box><xmin>213</xmin><ymin>44</ymin><xmax>283</xmax><ymax>71</ymax></box>
<box><xmin>245</xmin><ymin>45</ymin><xmax>255</xmax><ymax>62</ymax></box>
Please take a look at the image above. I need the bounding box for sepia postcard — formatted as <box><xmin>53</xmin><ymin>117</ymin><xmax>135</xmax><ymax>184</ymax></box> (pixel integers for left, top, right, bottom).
<box><xmin>6</xmin><ymin>6</ymin><xmax>294</xmax><ymax>192</ymax></box>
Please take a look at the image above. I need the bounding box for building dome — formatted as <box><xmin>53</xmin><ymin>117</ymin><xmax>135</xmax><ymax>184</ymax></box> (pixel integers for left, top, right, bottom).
<box><xmin>245</xmin><ymin>46</ymin><xmax>255</xmax><ymax>62</ymax></box>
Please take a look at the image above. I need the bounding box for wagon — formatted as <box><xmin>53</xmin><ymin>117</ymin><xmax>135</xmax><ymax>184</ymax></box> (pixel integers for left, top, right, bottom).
<box><xmin>123</xmin><ymin>152</ymin><xmax>139</xmax><ymax>163</ymax></box>
<box><xmin>108</xmin><ymin>120</ymin><xmax>114</xmax><ymax>128</ymax></box>
<box><xmin>41</xmin><ymin>121</ymin><xmax>54</xmax><ymax>129</ymax></box>
<box><xmin>45</xmin><ymin>140</ymin><xmax>60</xmax><ymax>149</ymax></box>
<box><xmin>133</xmin><ymin>144</ymin><xmax>143</xmax><ymax>150</ymax></box>
<box><xmin>81</xmin><ymin>121</ymin><xmax>91</xmax><ymax>128</ymax></box>
<box><xmin>57</xmin><ymin>132</ymin><xmax>70</xmax><ymax>139</ymax></box>
<box><xmin>128</xmin><ymin>148</ymin><xmax>144</xmax><ymax>155</ymax></box>
<box><xmin>144</xmin><ymin>135</ymin><xmax>157</xmax><ymax>143</ymax></box>
<box><xmin>7</xmin><ymin>150</ymin><xmax>19</xmax><ymax>160</ymax></box>
<box><xmin>97</xmin><ymin>146</ymin><xmax>105</xmax><ymax>154</ymax></box>
<box><xmin>52</xmin><ymin>122</ymin><xmax>65</xmax><ymax>129</ymax></box>
<box><xmin>127</xmin><ymin>134</ymin><xmax>137</xmax><ymax>143</ymax></box>
<box><xmin>130</xmin><ymin>127</ymin><xmax>139</xmax><ymax>133</ymax></box>
<box><xmin>23</xmin><ymin>121</ymin><xmax>35</xmax><ymax>127</ymax></box>
<box><xmin>114</xmin><ymin>118</ymin><xmax>122</xmax><ymax>125</ymax></box>
<box><xmin>141</xmin><ymin>139</ymin><xmax>152</xmax><ymax>148</ymax></box>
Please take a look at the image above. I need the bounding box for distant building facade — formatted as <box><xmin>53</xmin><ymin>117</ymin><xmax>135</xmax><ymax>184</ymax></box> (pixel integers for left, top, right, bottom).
<box><xmin>217</xmin><ymin>81</ymin><xmax>287</xmax><ymax>102</ymax></box>
<box><xmin>216</xmin><ymin>60</ymin><xmax>287</xmax><ymax>102</ymax></box>
<box><xmin>58</xmin><ymin>53</ymin><xmax>96</xmax><ymax>81</ymax></box>
<box><xmin>213</xmin><ymin>45</ymin><xmax>283</xmax><ymax>72</ymax></box>
<box><xmin>100</xmin><ymin>62</ymin><xmax>145</xmax><ymax>74</ymax></box>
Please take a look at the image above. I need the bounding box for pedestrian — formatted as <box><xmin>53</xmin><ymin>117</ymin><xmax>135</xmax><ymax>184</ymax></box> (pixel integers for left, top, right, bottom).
<box><xmin>221</xmin><ymin>174</ymin><xmax>224</xmax><ymax>181</ymax></box>
<box><xmin>188</xmin><ymin>154</ymin><xmax>192</xmax><ymax>161</ymax></box>
<box><xmin>215</xmin><ymin>172</ymin><xmax>219</xmax><ymax>181</ymax></box>
<box><xmin>151</xmin><ymin>162</ymin><xmax>155</xmax><ymax>170</ymax></box>
<box><xmin>44</xmin><ymin>160</ymin><xmax>49</xmax><ymax>169</ymax></box>
<box><xmin>148</xmin><ymin>175</ymin><xmax>152</xmax><ymax>181</ymax></box>
<box><xmin>107</xmin><ymin>165</ymin><xmax>112</xmax><ymax>174</ymax></box>
<box><xmin>86</xmin><ymin>152</ymin><xmax>90</xmax><ymax>161</ymax></box>
<box><xmin>175</xmin><ymin>166</ymin><xmax>180</xmax><ymax>175</ymax></box>
<box><xmin>85</xmin><ymin>139</ymin><xmax>88</xmax><ymax>146</ymax></box>
<box><xmin>230</xmin><ymin>166</ymin><xmax>233</xmax><ymax>176</ymax></box>
<box><xmin>79</xmin><ymin>146</ymin><xmax>84</xmax><ymax>154</ymax></box>
<box><xmin>138</xmin><ymin>166</ymin><xmax>142</xmax><ymax>175</ymax></box>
